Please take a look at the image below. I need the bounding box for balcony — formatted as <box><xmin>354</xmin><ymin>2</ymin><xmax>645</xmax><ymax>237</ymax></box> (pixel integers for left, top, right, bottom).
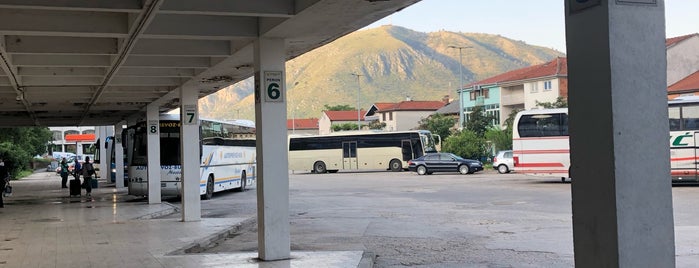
<box><xmin>501</xmin><ymin>92</ymin><xmax>524</xmax><ymax>106</ymax></box>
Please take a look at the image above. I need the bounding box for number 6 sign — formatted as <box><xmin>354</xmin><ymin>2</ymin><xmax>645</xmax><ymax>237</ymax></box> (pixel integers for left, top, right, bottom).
<box><xmin>264</xmin><ymin>71</ymin><xmax>284</xmax><ymax>102</ymax></box>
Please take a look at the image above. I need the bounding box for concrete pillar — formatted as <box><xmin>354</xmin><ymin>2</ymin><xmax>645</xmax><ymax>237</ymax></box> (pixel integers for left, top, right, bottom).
<box><xmin>97</xmin><ymin>126</ymin><xmax>108</xmax><ymax>179</ymax></box>
<box><xmin>114</xmin><ymin>123</ymin><xmax>125</xmax><ymax>188</ymax></box>
<box><xmin>565</xmin><ymin>1</ymin><xmax>675</xmax><ymax>267</ymax></box>
<box><xmin>180</xmin><ymin>86</ymin><xmax>201</xmax><ymax>222</ymax></box>
<box><xmin>146</xmin><ymin>104</ymin><xmax>162</xmax><ymax>204</ymax></box>
<box><xmin>254</xmin><ymin>37</ymin><xmax>290</xmax><ymax>261</ymax></box>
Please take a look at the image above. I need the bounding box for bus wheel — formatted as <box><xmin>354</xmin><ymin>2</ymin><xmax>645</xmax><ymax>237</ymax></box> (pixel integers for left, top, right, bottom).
<box><xmin>459</xmin><ymin>165</ymin><xmax>470</xmax><ymax>175</ymax></box>
<box><xmin>417</xmin><ymin>165</ymin><xmax>428</xmax><ymax>175</ymax></box>
<box><xmin>238</xmin><ymin>171</ymin><xmax>246</xmax><ymax>192</ymax></box>
<box><xmin>313</xmin><ymin>161</ymin><xmax>327</xmax><ymax>174</ymax></box>
<box><xmin>389</xmin><ymin>159</ymin><xmax>402</xmax><ymax>172</ymax></box>
<box><xmin>203</xmin><ymin>175</ymin><xmax>214</xmax><ymax>200</ymax></box>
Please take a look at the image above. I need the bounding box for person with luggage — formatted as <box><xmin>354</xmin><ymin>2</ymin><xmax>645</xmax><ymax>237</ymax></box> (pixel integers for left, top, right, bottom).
<box><xmin>0</xmin><ymin>158</ymin><xmax>9</xmax><ymax>208</ymax></box>
<box><xmin>82</xmin><ymin>157</ymin><xmax>95</xmax><ymax>197</ymax></box>
<box><xmin>60</xmin><ymin>158</ymin><xmax>69</xmax><ymax>188</ymax></box>
<box><xmin>73</xmin><ymin>159</ymin><xmax>82</xmax><ymax>181</ymax></box>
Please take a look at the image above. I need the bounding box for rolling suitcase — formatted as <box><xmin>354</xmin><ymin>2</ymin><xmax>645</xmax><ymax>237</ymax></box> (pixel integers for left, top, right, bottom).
<box><xmin>69</xmin><ymin>179</ymin><xmax>81</xmax><ymax>196</ymax></box>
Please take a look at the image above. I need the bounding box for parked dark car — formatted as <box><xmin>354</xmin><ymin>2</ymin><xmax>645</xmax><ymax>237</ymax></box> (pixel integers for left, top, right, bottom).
<box><xmin>408</xmin><ymin>153</ymin><xmax>483</xmax><ymax>175</ymax></box>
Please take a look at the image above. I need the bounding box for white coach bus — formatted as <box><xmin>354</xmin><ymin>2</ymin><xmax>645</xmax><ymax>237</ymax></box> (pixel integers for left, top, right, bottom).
<box><xmin>513</xmin><ymin>97</ymin><xmax>699</xmax><ymax>183</ymax></box>
<box><xmin>127</xmin><ymin>114</ymin><xmax>256</xmax><ymax>199</ymax></box>
<box><xmin>289</xmin><ymin>130</ymin><xmax>440</xmax><ymax>173</ymax></box>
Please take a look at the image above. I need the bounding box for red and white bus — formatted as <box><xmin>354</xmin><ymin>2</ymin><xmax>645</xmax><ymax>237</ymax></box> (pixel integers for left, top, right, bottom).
<box><xmin>512</xmin><ymin>97</ymin><xmax>699</xmax><ymax>183</ymax></box>
<box><xmin>512</xmin><ymin>108</ymin><xmax>570</xmax><ymax>181</ymax></box>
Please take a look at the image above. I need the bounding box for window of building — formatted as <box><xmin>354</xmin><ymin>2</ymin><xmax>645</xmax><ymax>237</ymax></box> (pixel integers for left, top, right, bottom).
<box><xmin>470</xmin><ymin>91</ymin><xmax>477</xmax><ymax>100</ymax></box>
<box><xmin>64</xmin><ymin>130</ymin><xmax>79</xmax><ymax>140</ymax></box>
<box><xmin>483</xmin><ymin>89</ymin><xmax>490</xmax><ymax>99</ymax></box>
<box><xmin>82</xmin><ymin>129</ymin><xmax>95</xmax><ymax>135</ymax></box>
<box><xmin>52</xmin><ymin>131</ymin><xmax>62</xmax><ymax>141</ymax></box>
<box><xmin>389</xmin><ymin>112</ymin><xmax>393</xmax><ymax>121</ymax></box>
<box><xmin>382</xmin><ymin>113</ymin><xmax>386</xmax><ymax>121</ymax></box>
<box><xmin>530</xmin><ymin>82</ymin><xmax>539</xmax><ymax>93</ymax></box>
<box><xmin>544</xmin><ymin>81</ymin><xmax>553</xmax><ymax>91</ymax></box>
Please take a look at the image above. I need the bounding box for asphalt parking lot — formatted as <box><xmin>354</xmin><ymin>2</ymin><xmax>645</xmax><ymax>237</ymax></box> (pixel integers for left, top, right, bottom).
<box><xmin>170</xmin><ymin>170</ymin><xmax>699</xmax><ymax>267</ymax></box>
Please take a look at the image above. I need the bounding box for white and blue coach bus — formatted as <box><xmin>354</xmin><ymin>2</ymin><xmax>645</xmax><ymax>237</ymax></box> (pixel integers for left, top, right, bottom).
<box><xmin>127</xmin><ymin>114</ymin><xmax>256</xmax><ymax>199</ymax></box>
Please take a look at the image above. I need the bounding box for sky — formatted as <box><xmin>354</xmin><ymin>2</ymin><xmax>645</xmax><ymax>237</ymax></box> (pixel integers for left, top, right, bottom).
<box><xmin>366</xmin><ymin>0</ymin><xmax>699</xmax><ymax>53</ymax></box>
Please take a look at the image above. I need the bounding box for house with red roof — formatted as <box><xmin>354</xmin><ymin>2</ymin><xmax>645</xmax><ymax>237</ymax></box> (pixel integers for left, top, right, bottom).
<box><xmin>286</xmin><ymin>118</ymin><xmax>319</xmax><ymax>135</ymax></box>
<box><xmin>460</xmin><ymin>57</ymin><xmax>568</xmax><ymax>127</ymax></box>
<box><xmin>318</xmin><ymin>110</ymin><xmax>366</xmax><ymax>134</ymax></box>
<box><xmin>666</xmin><ymin>33</ymin><xmax>699</xmax><ymax>87</ymax></box>
<box><xmin>364</xmin><ymin>99</ymin><xmax>448</xmax><ymax>131</ymax></box>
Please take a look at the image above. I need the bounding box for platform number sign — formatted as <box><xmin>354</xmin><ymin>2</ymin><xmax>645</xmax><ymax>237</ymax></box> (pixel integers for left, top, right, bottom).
<box><xmin>148</xmin><ymin>120</ymin><xmax>159</xmax><ymax>135</ymax></box>
<box><xmin>183</xmin><ymin>104</ymin><xmax>198</xmax><ymax>125</ymax></box>
<box><xmin>264</xmin><ymin>71</ymin><xmax>284</xmax><ymax>102</ymax></box>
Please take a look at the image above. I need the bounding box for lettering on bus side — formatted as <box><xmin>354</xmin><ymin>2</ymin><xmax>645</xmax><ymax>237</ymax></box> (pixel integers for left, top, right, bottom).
<box><xmin>671</xmin><ymin>132</ymin><xmax>694</xmax><ymax>147</ymax></box>
<box><xmin>223</xmin><ymin>152</ymin><xmax>243</xmax><ymax>159</ymax></box>
<box><xmin>161</xmin><ymin>165</ymin><xmax>181</xmax><ymax>170</ymax></box>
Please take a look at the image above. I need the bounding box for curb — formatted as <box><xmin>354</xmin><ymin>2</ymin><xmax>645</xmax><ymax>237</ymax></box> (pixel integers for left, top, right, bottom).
<box><xmin>167</xmin><ymin>217</ymin><xmax>257</xmax><ymax>256</ymax></box>
<box><xmin>132</xmin><ymin>201</ymin><xmax>180</xmax><ymax>220</ymax></box>
<box><xmin>357</xmin><ymin>251</ymin><xmax>376</xmax><ymax>268</ymax></box>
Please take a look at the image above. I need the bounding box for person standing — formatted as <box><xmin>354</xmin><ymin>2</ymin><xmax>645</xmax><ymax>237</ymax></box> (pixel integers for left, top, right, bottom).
<box><xmin>60</xmin><ymin>158</ymin><xmax>69</xmax><ymax>188</ymax></box>
<box><xmin>0</xmin><ymin>158</ymin><xmax>8</xmax><ymax>208</ymax></box>
<box><xmin>82</xmin><ymin>156</ymin><xmax>95</xmax><ymax>197</ymax></box>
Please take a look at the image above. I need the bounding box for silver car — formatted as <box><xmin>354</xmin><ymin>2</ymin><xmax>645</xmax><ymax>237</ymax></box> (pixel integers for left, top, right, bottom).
<box><xmin>493</xmin><ymin>150</ymin><xmax>514</xmax><ymax>174</ymax></box>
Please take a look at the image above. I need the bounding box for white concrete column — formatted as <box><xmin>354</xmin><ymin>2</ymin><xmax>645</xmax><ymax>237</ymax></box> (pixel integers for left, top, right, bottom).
<box><xmin>180</xmin><ymin>87</ymin><xmax>201</xmax><ymax>222</ymax></box>
<box><xmin>97</xmin><ymin>126</ymin><xmax>108</xmax><ymax>179</ymax></box>
<box><xmin>565</xmin><ymin>1</ymin><xmax>675</xmax><ymax>267</ymax></box>
<box><xmin>114</xmin><ymin>123</ymin><xmax>125</xmax><ymax>188</ymax></box>
<box><xmin>254</xmin><ymin>37</ymin><xmax>290</xmax><ymax>261</ymax></box>
<box><xmin>146</xmin><ymin>104</ymin><xmax>162</xmax><ymax>204</ymax></box>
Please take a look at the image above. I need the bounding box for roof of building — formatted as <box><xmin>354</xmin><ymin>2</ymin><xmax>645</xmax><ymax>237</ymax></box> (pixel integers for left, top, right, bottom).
<box><xmin>668</xmin><ymin>70</ymin><xmax>699</xmax><ymax>93</ymax></box>
<box><xmin>323</xmin><ymin>110</ymin><xmax>366</xmax><ymax>121</ymax></box>
<box><xmin>435</xmin><ymin>100</ymin><xmax>459</xmax><ymax>115</ymax></box>
<box><xmin>666</xmin><ymin>33</ymin><xmax>698</xmax><ymax>48</ymax></box>
<box><xmin>286</xmin><ymin>118</ymin><xmax>319</xmax><ymax>130</ymax></box>
<box><xmin>366</xmin><ymin>100</ymin><xmax>446</xmax><ymax>114</ymax></box>
<box><xmin>466</xmin><ymin>57</ymin><xmax>567</xmax><ymax>88</ymax></box>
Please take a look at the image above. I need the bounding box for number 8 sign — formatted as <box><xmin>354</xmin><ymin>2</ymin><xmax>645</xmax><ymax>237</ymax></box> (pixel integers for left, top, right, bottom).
<box><xmin>264</xmin><ymin>71</ymin><xmax>284</xmax><ymax>102</ymax></box>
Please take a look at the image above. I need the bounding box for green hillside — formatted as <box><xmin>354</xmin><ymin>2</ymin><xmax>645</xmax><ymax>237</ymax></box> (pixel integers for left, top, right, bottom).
<box><xmin>199</xmin><ymin>25</ymin><xmax>564</xmax><ymax>120</ymax></box>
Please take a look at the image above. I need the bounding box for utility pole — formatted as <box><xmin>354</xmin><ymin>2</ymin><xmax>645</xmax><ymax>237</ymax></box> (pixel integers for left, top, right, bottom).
<box><xmin>351</xmin><ymin>73</ymin><xmax>363</xmax><ymax>130</ymax></box>
<box><xmin>448</xmin><ymin>45</ymin><xmax>471</xmax><ymax>130</ymax></box>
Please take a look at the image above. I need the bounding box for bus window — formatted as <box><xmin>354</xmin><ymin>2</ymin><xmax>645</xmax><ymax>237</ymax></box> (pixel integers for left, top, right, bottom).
<box><xmin>518</xmin><ymin>113</ymin><xmax>568</xmax><ymax>137</ymax></box>
<box><xmin>682</xmin><ymin>105</ymin><xmax>699</xmax><ymax>131</ymax></box>
<box><xmin>669</xmin><ymin>107</ymin><xmax>681</xmax><ymax>131</ymax></box>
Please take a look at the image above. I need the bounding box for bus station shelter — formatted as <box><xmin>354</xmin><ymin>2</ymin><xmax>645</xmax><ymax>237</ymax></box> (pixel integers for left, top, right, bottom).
<box><xmin>0</xmin><ymin>0</ymin><xmax>677</xmax><ymax>266</ymax></box>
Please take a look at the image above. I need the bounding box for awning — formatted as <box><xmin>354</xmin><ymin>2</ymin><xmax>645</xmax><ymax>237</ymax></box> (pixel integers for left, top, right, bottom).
<box><xmin>65</xmin><ymin>134</ymin><xmax>95</xmax><ymax>142</ymax></box>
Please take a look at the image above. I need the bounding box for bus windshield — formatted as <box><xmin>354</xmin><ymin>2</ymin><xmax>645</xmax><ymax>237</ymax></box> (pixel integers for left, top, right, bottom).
<box><xmin>420</xmin><ymin>132</ymin><xmax>438</xmax><ymax>153</ymax></box>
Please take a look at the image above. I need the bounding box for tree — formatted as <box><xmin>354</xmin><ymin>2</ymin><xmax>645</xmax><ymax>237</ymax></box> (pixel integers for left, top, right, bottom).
<box><xmin>416</xmin><ymin>113</ymin><xmax>456</xmax><ymax>140</ymax></box>
<box><xmin>367</xmin><ymin>120</ymin><xmax>386</xmax><ymax>130</ymax></box>
<box><xmin>0</xmin><ymin>127</ymin><xmax>52</xmax><ymax>176</ymax></box>
<box><xmin>331</xmin><ymin>123</ymin><xmax>359</xmax><ymax>131</ymax></box>
<box><xmin>324</xmin><ymin>104</ymin><xmax>355</xmax><ymax>111</ymax></box>
<box><xmin>503</xmin><ymin>108</ymin><xmax>524</xmax><ymax>131</ymax></box>
<box><xmin>485</xmin><ymin>127</ymin><xmax>512</xmax><ymax>151</ymax></box>
<box><xmin>536</xmin><ymin>97</ymin><xmax>568</xmax><ymax>108</ymax></box>
<box><xmin>465</xmin><ymin>105</ymin><xmax>496</xmax><ymax>137</ymax></box>
<box><xmin>442</xmin><ymin>130</ymin><xmax>488</xmax><ymax>160</ymax></box>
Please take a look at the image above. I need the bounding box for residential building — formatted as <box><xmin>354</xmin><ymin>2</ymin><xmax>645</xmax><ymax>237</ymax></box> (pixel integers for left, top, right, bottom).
<box><xmin>318</xmin><ymin>110</ymin><xmax>366</xmax><ymax>135</ymax></box>
<box><xmin>460</xmin><ymin>57</ymin><xmax>568</xmax><ymax>127</ymax></box>
<box><xmin>668</xmin><ymin>70</ymin><xmax>699</xmax><ymax>99</ymax></box>
<box><xmin>287</xmin><ymin>118</ymin><xmax>319</xmax><ymax>135</ymax></box>
<box><xmin>666</xmin><ymin>33</ymin><xmax>699</xmax><ymax>86</ymax></box>
<box><xmin>364</xmin><ymin>100</ymin><xmax>447</xmax><ymax>131</ymax></box>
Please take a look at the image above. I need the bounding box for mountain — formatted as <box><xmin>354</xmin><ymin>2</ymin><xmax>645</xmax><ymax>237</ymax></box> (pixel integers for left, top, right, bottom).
<box><xmin>199</xmin><ymin>25</ymin><xmax>564</xmax><ymax>120</ymax></box>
